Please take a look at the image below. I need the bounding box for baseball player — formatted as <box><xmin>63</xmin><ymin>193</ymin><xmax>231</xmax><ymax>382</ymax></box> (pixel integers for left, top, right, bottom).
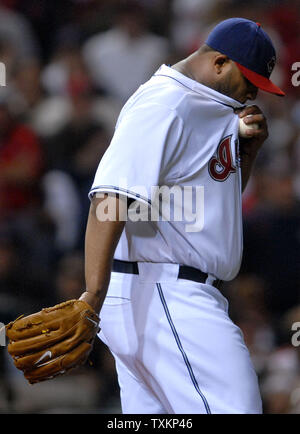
<box><xmin>6</xmin><ymin>18</ymin><xmax>284</xmax><ymax>414</ymax></box>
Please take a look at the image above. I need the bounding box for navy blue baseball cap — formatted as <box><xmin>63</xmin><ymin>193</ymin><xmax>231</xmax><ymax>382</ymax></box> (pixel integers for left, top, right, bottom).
<box><xmin>205</xmin><ymin>18</ymin><xmax>285</xmax><ymax>96</ymax></box>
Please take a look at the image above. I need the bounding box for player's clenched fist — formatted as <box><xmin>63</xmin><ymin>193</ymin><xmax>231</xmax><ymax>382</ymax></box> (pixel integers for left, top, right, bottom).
<box><xmin>237</xmin><ymin>104</ymin><xmax>269</xmax><ymax>156</ymax></box>
<box><xmin>5</xmin><ymin>300</ymin><xmax>100</xmax><ymax>384</ymax></box>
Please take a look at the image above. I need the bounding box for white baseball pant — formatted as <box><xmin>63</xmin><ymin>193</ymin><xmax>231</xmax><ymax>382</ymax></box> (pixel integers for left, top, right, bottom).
<box><xmin>98</xmin><ymin>262</ymin><xmax>262</xmax><ymax>414</ymax></box>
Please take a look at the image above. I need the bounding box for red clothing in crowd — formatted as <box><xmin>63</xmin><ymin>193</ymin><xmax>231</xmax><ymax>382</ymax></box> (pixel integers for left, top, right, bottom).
<box><xmin>0</xmin><ymin>123</ymin><xmax>43</xmax><ymax>216</ymax></box>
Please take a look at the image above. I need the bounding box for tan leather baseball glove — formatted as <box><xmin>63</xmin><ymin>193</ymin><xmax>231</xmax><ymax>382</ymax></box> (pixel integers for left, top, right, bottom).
<box><xmin>5</xmin><ymin>299</ymin><xmax>100</xmax><ymax>384</ymax></box>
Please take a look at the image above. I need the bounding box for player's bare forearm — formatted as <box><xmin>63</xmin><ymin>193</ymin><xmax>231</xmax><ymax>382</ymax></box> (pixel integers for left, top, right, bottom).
<box><xmin>237</xmin><ymin>105</ymin><xmax>268</xmax><ymax>192</ymax></box>
<box><xmin>241</xmin><ymin>150</ymin><xmax>259</xmax><ymax>191</ymax></box>
<box><xmin>80</xmin><ymin>194</ymin><xmax>127</xmax><ymax>313</ymax></box>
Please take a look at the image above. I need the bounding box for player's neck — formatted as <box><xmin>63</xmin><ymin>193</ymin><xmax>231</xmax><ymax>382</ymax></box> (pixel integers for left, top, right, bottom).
<box><xmin>171</xmin><ymin>55</ymin><xmax>198</xmax><ymax>82</ymax></box>
<box><xmin>171</xmin><ymin>52</ymin><xmax>212</xmax><ymax>88</ymax></box>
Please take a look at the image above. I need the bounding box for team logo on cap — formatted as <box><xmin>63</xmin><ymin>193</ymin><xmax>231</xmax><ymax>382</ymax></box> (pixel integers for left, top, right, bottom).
<box><xmin>267</xmin><ymin>56</ymin><xmax>276</xmax><ymax>74</ymax></box>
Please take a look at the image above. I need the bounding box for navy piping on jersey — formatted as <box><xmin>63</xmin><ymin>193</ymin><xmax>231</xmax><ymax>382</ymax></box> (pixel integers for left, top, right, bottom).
<box><xmin>153</xmin><ymin>73</ymin><xmax>244</xmax><ymax>111</ymax></box>
<box><xmin>156</xmin><ymin>283</ymin><xmax>211</xmax><ymax>414</ymax></box>
<box><xmin>89</xmin><ymin>185</ymin><xmax>151</xmax><ymax>205</ymax></box>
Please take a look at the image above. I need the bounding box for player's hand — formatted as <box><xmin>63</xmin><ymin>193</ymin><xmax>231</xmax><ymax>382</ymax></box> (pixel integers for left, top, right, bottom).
<box><xmin>236</xmin><ymin>105</ymin><xmax>268</xmax><ymax>157</ymax></box>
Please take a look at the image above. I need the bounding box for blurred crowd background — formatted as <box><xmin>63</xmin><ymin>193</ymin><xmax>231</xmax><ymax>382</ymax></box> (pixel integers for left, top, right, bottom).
<box><xmin>0</xmin><ymin>0</ymin><xmax>299</xmax><ymax>414</ymax></box>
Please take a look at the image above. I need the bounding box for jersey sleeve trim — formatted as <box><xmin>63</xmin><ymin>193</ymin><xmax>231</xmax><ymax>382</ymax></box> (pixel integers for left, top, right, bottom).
<box><xmin>88</xmin><ymin>185</ymin><xmax>151</xmax><ymax>206</ymax></box>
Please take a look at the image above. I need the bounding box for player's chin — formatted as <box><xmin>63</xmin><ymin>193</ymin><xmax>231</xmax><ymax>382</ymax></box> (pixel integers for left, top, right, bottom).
<box><xmin>236</xmin><ymin>95</ymin><xmax>248</xmax><ymax>104</ymax></box>
<box><xmin>232</xmin><ymin>91</ymin><xmax>249</xmax><ymax>104</ymax></box>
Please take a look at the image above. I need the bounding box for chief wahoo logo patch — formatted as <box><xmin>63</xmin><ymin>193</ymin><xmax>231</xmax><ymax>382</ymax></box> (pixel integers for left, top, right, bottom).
<box><xmin>208</xmin><ymin>135</ymin><xmax>236</xmax><ymax>182</ymax></box>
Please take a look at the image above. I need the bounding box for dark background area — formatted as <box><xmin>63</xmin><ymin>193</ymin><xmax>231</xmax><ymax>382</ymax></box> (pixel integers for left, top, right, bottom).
<box><xmin>0</xmin><ymin>0</ymin><xmax>299</xmax><ymax>414</ymax></box>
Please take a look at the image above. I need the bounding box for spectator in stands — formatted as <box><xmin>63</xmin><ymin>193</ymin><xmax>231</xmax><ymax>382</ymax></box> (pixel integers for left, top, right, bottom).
<box><xmin>261</xmin><ymin>305</ymin><xmax>300</xmax><ymax>414</ymax></box>
<box><xmin>82</xmin><ymin>1</ymin><xmax>169</xmax><ymax>102</ymax></box>
<box><xmin>242</xmin><ymin>161</ymin><xmax>300</xmax><ymax>317</ymax></box>
<box><xmin>0</xmin><ymin>4</ymin><xmax>38</xmax><ymax>54</ymax></box>
<box><xmin>0</xmin><ymin>88</ymin><xmax>43</xmax><ymax>220</ymax></box>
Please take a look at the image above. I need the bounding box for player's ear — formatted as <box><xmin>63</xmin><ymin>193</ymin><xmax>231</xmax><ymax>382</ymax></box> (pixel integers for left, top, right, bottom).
<box><xmin>214</xmin><ymin>54</ymin><xmax>230</xmax><ymax>75</ymax></box>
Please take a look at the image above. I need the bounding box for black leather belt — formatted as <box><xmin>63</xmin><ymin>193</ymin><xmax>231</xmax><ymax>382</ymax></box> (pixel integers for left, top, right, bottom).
<box><xmin>112</xmin><ymin>259</ymin><xmax>223</xmax><ymax>290</ymax></box>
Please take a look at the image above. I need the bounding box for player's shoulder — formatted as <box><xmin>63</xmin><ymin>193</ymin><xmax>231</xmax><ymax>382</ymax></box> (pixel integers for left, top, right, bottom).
<box><xmin>120</xmin><ymin>75</ymin><xmax>191</xmax><ymax>122</ymax></box>
<box><xmin>143</xmin><ymin>64</ymin><xmax>243</xmax><ymax>117</ymax></box>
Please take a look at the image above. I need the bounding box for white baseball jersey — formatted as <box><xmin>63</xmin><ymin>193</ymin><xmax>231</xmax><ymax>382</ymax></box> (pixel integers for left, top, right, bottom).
<box><xmin>91</xmin><ymin>65</ymin><xmax>262</xmax><ymax>414</ymax></box>
<box><xmin>89</xmin><ymin>64</ymin><xmax>245</xmax><ymax>281</ymax></box>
